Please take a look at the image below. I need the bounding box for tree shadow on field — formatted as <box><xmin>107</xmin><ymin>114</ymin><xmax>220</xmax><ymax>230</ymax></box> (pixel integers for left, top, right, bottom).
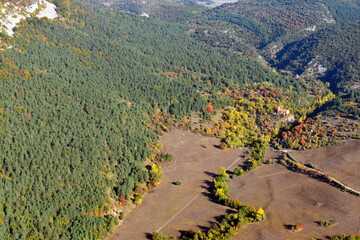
<box><xmin>176</xmin><ymin>209</ymin><xmax>238</xmax><ymax>239</ymax></box>
<box><xmin>283</xmin><ymin>224</ymin><xmax>294</xmax><ymax>231</ymax></box>
<box><xmin>204</xmin><ymin>171</ymin><xmax>217</xmax><ymax>178</ymax></box>
<box><xmin>197</xmin><ymin>225</ymin><xmax>210</xmax><ymax>232</ymax></box>
<box><xmin>211</xmin><ymin>214</ymin><xmax>226</xmax><ymax>225</ymax></box>
<box><xmin>225</xmin><ymin>208</ymin><xmax>237</xmax><ymax>215</ymax></box>
<box><xmin>145</xmin><ymin>233</ymin><xmax>153</xmax><ymax>239</ymax></box>
<box><xmin>201</xmin><ymin>179</ymin><xmax>218</xmax><ymax>204</ymax></box>
<box><xmin>208</xmin><ymin>209</ymin><xmax>237</xmax><ymax>226</ymax></box>
<box><xmin>201</xmin><ymin>179</ymin><xmax>213</xmax><ymax>191</ymax></box>
<box><xmin>213</xmin><ymin>144</ymin><xmax>221</xmax><ymax>149</ymax></box>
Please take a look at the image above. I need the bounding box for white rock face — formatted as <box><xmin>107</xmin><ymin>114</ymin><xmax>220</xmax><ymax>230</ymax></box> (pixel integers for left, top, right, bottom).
<box><xmin>0</xmin><ymin>5</ymin><xmax>26</xmax><ymax>36</ymax></box>
<box><xmin>304</xmin><ymin>57</ymin><xmax>328</xmax><ymax>78</ymax></box>
<box><xmin>318</xmin><ymin>64</ymin><xmax>327</xmax><ymax>74</ymax></box>
<box><xmin>305</xmin><ymin>25</ymin><xmax>316</xmax><ymax>31</ymax></box>
<box><xmin>0</xmin><ymin>0</ymin><xmax>58</xmax><ymax>36</ymax></box>
<box><xmin>140</xmin><ymin>12</ymin><xmax>149</xmax><ymax>18</ymax></box>
<box><xmin>26</xmin><ymin>1</ymin><xmax>58</xmax><ymax>19</ymax></box>
<box><xmin>36</xmin><ymin>1</ymin><xmax>58</xmax><ymax>19</ymax></box>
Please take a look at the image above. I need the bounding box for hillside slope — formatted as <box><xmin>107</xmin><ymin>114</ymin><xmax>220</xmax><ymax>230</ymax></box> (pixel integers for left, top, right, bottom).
<box><xmin>79</xmin><ymin>0</ymin><xmax>360</xmax><ymax>58</ymax></box>
<box><xmin>187</xmin><ymin>0</ymin><xmax>359</xmax><ymax>56</ymax></box>
<box><xmin>274</xmin><ymin>22</ymin><xmax>360</xmax><ymax>100</ymax></box>
<box><xmin>272</xmin><ymin>21</ymin><xmax>360</xmax><ymax>118</ymax></box>
<box><xmin>0</xmin><ymin>1</ymin><xmax>296</xmax><ymax>239</ymax></box>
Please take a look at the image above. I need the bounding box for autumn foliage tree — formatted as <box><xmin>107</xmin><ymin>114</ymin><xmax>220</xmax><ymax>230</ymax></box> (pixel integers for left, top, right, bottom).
<box><xmin>295</xmin><ymin>223</ymin><xmax>303</xmax><ymax>231</ymax></box>
<box><xmin>219</xmin><ymin>142</ymin><xmax>228</xmax><ymax>150</ymax></box>
<box><xmin>150</xmin><ymin>163</ymin><xmax>163</xmax><ymax>184</ymax></box>
<box><xmin>206</xmin><ymin>102</ymin><xmax>215</xmax><ymax>113</ymax></box>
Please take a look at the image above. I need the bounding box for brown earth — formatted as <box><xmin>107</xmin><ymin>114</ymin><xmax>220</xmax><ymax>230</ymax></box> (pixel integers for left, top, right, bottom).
<box><xmin>109</xmin><ymin>130</ymin><xmax>360</xmax><ymax>240</ymax></box>
<box><xmin>291</xmin><ymin>140</ymin><xmax>360</xmax><ymax>190</ymax></box>
<box><xmin>109</xmin><ymin>129</ymin><xmax>247</xmax><ymax>240</ymax></box>
<box><xmin>228</xmin><ymin>145</ymin><xmax>360</xmax><ymax>240</ymax></box>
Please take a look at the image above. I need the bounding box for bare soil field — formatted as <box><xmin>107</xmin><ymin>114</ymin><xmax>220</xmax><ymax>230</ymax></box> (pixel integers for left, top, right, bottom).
<box><xmin>228</xmin><ymin>159</ymin><xmax>360</xmax><ymax>239</ymax></box>
<box><xmin>109</xmin><ymin>129</ymin><xmax>247</xmax><ymax>240</ymax></box>
<box><xmin>110</xmin><ymin>131</ymin><xmax>360</xmax><ymax>240</ymax></box>
<box><xmin>291</xmin><ymin>140</ymin><xmax>360</xmax><ymax>189</ymax></box>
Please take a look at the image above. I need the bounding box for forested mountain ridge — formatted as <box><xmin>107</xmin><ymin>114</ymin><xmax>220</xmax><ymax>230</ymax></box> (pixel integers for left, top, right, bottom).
<box><xmin>78</xmin><ymin>0</ymin><xmax>198</xmax><ymax>16</ymax></box>
<box><xmin>81</xmin><ymin>0</ymin><xmax>360</xmax><ymax>53</ymax></box>
<box><xmin>273</xmin><ymin>22</ymin><xmax>360</xmax><ymax>118</ymax></box>
<box><xmin>186</xmin><ymin>0</ymin><xmax>360</xmax><ymax>58</ymax></box>
<box><xmin>274</xmin><ymin>22</ymin><xmax>360</xmax><ymax>91</ymax></box>
<box><xmin>91</xmin><ymin>0</ymin><xmax>360</xmax><ymax>117</ymax></box>
<box><xmin>0</xmin><ymin>0</ymin><xmax>302</xmax><ymax>239</ymax></box>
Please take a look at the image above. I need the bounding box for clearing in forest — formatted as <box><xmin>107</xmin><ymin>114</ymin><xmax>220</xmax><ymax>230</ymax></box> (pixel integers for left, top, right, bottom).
<box><xmin>109</xmin><ymin>129</ymin><xmax>247</xmax><ymax>240</ymax></box>
<box><xmin>110</xmin><ymin>130</ymin><xmax>360</xmax><ymax>240</ymax></box>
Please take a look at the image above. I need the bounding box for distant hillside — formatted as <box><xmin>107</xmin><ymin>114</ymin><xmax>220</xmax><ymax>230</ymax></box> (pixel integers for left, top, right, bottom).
<box><xmin>79</xmin><ymin>0</ymin><xmax>360</xmax><ymax>57</ymax></box>
<box><xmin>83</xmin><ymin>0</ymin><xmax>169</xmax><ymax>14</ymax></box>
<box><xmin>320</xmin><ymin>0</ymin><xmax>360</xmax><ymax>22</ymax></box>
<box><xmin>218</xmin><ymin>0</ymin><xmax>334</xmax><ymax>42</ymax></box>
<box><xmin>273</xmin><ymin>22</ymin><xmax>360</xmax><ymax>95</ymax></box>
<box><xmin>273</xmin><ymin>22</ymin><xmax>360</xmax><ymax>117</ymax></box>
<box><xmin>79</xmin><ymin>0</ymin><xmax>200</xmax><ymax>19</ymax></box>
<box><xmin>188</xmin><ymin>0</ymin><xmax>358</xmax><ymax>52</ymax></box>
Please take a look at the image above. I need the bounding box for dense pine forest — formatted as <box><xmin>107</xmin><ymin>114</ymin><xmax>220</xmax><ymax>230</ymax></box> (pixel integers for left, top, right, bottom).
<box><xmin>1</xmin><ymin>0</ymin><xmax>360</xmax><ymax>239</ymax></box>
<box><xmin>0</xmin><ymin>0</ymin><xmax>299</xmax><ymax>239</ymax></box>
<box><xmin>86</xmin><ymin>0</ymin><xmax>360</xmax><ymax>118</ymax></box>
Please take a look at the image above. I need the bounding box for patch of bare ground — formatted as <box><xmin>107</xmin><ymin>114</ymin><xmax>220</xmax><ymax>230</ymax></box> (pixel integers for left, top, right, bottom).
<box><xmin>196</xmin><ymin>0</ymin><xmax>239</xmax><ymax>7</ymax></box>
<box><xmin>228</xmin><ymin>161</ymin><xmax>360</xmax><ymax>240</ymax></box>
<box><xmin>291</xmin><ymin>140</ymin><xmax>360</xmax><ymax>190</ymax></box>
<box><xmin>109</xmin><ymin>129</ymin><xmax>247</xmax><ymax>240</ymax></box>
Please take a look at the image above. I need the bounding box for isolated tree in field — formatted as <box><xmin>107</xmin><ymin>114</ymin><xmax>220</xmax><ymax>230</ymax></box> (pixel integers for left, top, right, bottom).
<box><xmin>295</xmin><ymin>223</ymin><xmax>303</xmax><ymax>231</ymax></box>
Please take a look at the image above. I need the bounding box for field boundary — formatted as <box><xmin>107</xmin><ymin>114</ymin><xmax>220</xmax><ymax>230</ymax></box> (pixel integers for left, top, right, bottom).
<box><xmin>281</xmin><ymin>153</ymin><xmax>360</xmax><ymax>197</ymax></box>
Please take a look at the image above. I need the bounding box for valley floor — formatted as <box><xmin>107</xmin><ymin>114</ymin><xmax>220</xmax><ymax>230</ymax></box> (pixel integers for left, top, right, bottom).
<box><xmin>109</xmin><ymin>130</ymin><xmax>360</xmax><ymax>239</ymax></box>
<box><xmin>109</xmin><ymin>129</ymin><xmax>247</xmax><ymax>239</ymax></box>
<box><xmin>231</xmin><ymin>143</ymin><xmax>360</xmax><ymax>239</ymax></box>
